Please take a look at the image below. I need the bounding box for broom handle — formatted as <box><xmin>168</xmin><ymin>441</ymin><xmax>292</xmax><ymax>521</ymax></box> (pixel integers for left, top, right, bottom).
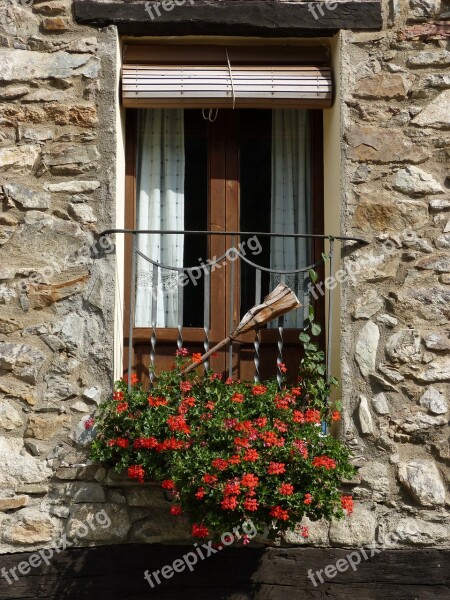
<box><xmin>181</xmin><ymin>334</ymin><xmax>235</xmax><ymax>376</ymax></box>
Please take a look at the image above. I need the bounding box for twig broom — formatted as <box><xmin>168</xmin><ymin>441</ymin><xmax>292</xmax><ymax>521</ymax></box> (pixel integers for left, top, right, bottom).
<box><xmin>181</xmin><ymin>283</ymin><xmax>301</xmax><ymax>376</ymax></box>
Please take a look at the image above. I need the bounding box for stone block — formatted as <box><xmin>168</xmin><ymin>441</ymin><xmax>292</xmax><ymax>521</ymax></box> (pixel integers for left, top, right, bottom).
<box><xmin>398</xmin><ymin>460</ymin><xmax>446</xmax><ymax>506</ymax></box>
<box><xmin>329</xmin><ymin>505</ymin><xmax>377</xmax><ymax>546</ymax></box>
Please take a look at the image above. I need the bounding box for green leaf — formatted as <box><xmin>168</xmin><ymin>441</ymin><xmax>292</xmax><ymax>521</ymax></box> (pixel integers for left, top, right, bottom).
<box><xmin>299</xmin><ymin>332</ymin><xmax>310</xmax><ymax>343</ymax></box>
<box><xmin>308</xmin><ymin>269</ymin><xmax>318</xmax><ymax>284</ymax></box>
<box><xmin>311</xmin><ymin>322</ymin><xmax>321</xmax><ymax>336</ymax></box>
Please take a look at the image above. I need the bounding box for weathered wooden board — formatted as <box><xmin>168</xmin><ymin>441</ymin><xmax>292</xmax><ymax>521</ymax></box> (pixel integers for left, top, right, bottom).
<box><xmin>0</xmin><ymin>545</ymin><xmax>449</xmax><ymax>599</ymax></box>
<box><xmin>73</xmin><ymin>0</ymin><xmax>383</xmax><ymax>37</ymax></box>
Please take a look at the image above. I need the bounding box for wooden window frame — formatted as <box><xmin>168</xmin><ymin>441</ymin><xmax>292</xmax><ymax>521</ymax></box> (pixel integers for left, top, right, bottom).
<box><xmin>123</xmin><ymin>108</ymin><xmax>324</xmax><ymax>378</ymax></box>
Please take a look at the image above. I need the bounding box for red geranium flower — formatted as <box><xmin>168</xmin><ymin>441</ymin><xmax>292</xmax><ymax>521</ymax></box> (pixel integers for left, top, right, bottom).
<box><xmin>253</xmin><ymin>417</ymin><xmax>268</xmax><ymax>428</ymax></box>
<box><xmin>211</xmin><ymin>458</ymin><xmax>228</xmax><ymax>471</ymax></box>
<box><xmin>241</xmin><ymin>473</ymin><xmax>259</xmax><ymax>488</ymax></box>
<box><xmin>312</xmin><ymin>456</ymin><xmax>337</xmax><ymax>470</ymax></box>
<box><xmin>292</xmin><ymin>439</ymin><xmax>308</xmax><ymax>459</ymax></box>
<box><xmin>133</xmin><ymin>437</ymin><xmax>158</xmax><ymax>450</ymax></box>
<box><xmin>228</xmin><ymin>454</ymin><xmax>241</xmax><ymax>465</ymax></box>
<box><xmin>176</xmin><ymin>347</ymin><xmax>189</xmax><ymax>357</ymax></box>
<box><xmin>195</xmin><ymin>487</ymin><xmax>206</xmax><ymax>500</ymax></box>
<box><xmin>279</xmin><ymin>483</ymin><xmax>294</xmax><ymax>496</ymax></box>
<box><xmin>192</xmin><ymin>353</ymin><xmax>203</xmax><ymax>364</ymax></box>
<box><xmin>128</xmin><ymin>465</ymin><xmax>145</xmax><ymax>483</ymax></box>
<box><xmin>180</xmin><ymin>381</ymin><xmax>193</xmax><ymax>393</ymax></box>
<box><xmin>269</xmin><ymin>506</ymin><xmax>289</xmax><ymax>521</ymax></box>
<box><xmin>170</xmin><ymin>505</ymin><xmax>183</xmax><ymax>516</ymax></box>
<box><xmin>243</xmin><ymin>498</ymin><xmax>259</xmax><ymax>511</ymax></box>
<box><xmin>278</xmin><ymin>362</ymin><xmax>287</xmax><ymax>373</ymax></box>
<box><xmin>252</xmin><ymin>385</ymin><xmax>267</xmax><ymax>396</ymax></box>
<box><xmin>243</xmin><ymin>449</ymin><xmax>259</xmax><ymax>462</ymax></box>
<box><xmin>162</xmin><ymin>479</ymin><xmax>176</xmax><ymax>490</ymax></box>
<box><xmin>192</xmin><ymin>523</ymin><xmax>209</xmax><ymax>538</ymax></box>
<box><xmin>332</xmin><ymin>411</ymin><xmax>341</xmax><ymax>421</ymax></box>
<box><xmin>305</xmin><ymin>409</ymin><xmax>321</xmax><ymax>423</ymax></box>
<box><xmin>292</xmin><ymin>411</ymin><xmax>305</xmax><ymax>423</ymax></box>
<box><xmin>221</xmin><ymin>496</ymin><xmax>238</xmax><ymax>510</ymax></box>
<box><xmin>167</xmin><ymin>415</ymin><xmax>191</xmax><ymax>435</ymax></box>
<box><xmin>267</xmin><ymin>462</ymin><xmax>286</xmax><ymax>475</ymax></box>
<box><xmin>113</xmin><ymin>391</ymin><xmax>124</xmax><ymax>401</ymax></box>
<box><xmin>84</xmin><ymin>417</ymin><xmax>95</xmax><ymax>430</ymax></box>
<box><xmin>223</xmin><ymin>481</ymin><xmax>241</xmax><ymax>496</ymax></box>
<box><xmin>148</xmin><ymin>395</ymin><xmax>167</xmax><ymax>407</ymax></box>
<box><xmin>203</xmin><ymin>474</ymin><xmax>218</xmax><ymax>485</ymax></box>
<box><xmin>231</xmin><ymin>393</ymin><xmax>244</xmax><ymax>403</ymax></box>
<box><xmin>303</xmin><ymin>493</ymin><xmax>313</xmax><ymax>505</ymax></box>
<box><xmin>116</xmin><ymin>402</ymin><xmax>128</xmax><ymax>413</ymax></box>
<box><xmin>341</xmin><ymin>495</ymin><xmax>354</xmax><ymax>515</ymax></box>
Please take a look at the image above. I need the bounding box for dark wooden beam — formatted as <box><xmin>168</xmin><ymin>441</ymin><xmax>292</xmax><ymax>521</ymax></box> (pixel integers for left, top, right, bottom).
<box><xmin>73</xmin><ymin>1</ymin><xmax>383</xmax><ymax>37</ymax></box>
<box><xmin>0</xmin><ymin>545</ymin><xmax>449</xmax><ymax>599</ymax></box>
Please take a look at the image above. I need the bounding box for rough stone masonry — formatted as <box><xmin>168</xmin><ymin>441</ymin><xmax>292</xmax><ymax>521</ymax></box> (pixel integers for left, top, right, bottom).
<box><xmin>0</xmin><ymin>0</ymin><xmax>449</xmax><ymax>554</ymax></box>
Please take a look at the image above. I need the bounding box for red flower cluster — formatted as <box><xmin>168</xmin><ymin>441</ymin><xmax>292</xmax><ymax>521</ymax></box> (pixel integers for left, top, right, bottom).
<box><xmin>192</xmin><ymin>353</ymin><xmax>203</xmax><ymax>364</ymax></box>
<box><xmin>170</xmin><ymin>505</ymin><xmax>183</xmax><ymax>516</ymax></box>
<box><xmin>312</xmin><ymin>456</ymin><xmax>337</xmax><ymax>470</ymax></box>
<box><xmin>176</xmin><ymin>347</ymin><xmax>189</xmax><ymax>357</ymax></box>
<box><xmin>192</xmin><ymin>523</ymin><xmax>209</xmax><ymax>538</ymax></box>
<box><xmin>128</xmin><ymin>465</ymin><xmax>145</xmax><ymax>483</ymax></box>
<box><xmin>180</xmin><ymin>381</ymin><xmax>193</xmax><ymax>393</ymax></box>
<box><xmin>223</xmin><ymin>481</ymin><xmax>240</xmax><ymax>496</ymax></box>
<box><xmin>148</xmin><ymin>395</ymin><xmax>167</xmax><ymax>407</ymax></box>
<box><xmin>267</xmin><ymin>462</ymin><xmax>286</xmax><ymax>475</ymax></box>
<box><xmin>211</xmin><ymin>458</ymin><xmax>228</xmax><ymax>471</ymax></box>
<box><xmin>243</xmin><ymin>498</ymin><xmax>259</xmax><ymax>511</ymax></box>
<box><xmin>279</xmin><ymin>483</ymin><xmax>294</xmax><ymax>496</ymax></box>
<box><xmin>341</xmin><ymin>495</ymin><xmax>354</xmax><ymax>515</ymax></box>
<box><xmin>116</xmin><ymin>402</ymin><xmax>128</xmax><ymax>414</ymax></box>
<box><xmin>133</xmin><ymin>437</ymin><xmax>158</xmax><ymax>450</ymax></box>
<box><xmin>252</xmin><ymin>385</ymin><xmax>267</xmax><ymax>396</ymax></box>
<box><xmin>221</xmin><ymin>496</ymin><xmax>238</xmax><ymax>510</ymax></box>
<box><xmin>332</xmin><ymin>411</ymin><xmax>341</xmax><ymax>421</ymax></box>
<box><xmin>292</xmin><ymin>439</ymin><xmax>308</xmax><ymax>459</ymax></box>
<box><xmin>84</xmin><ymin>417</ymin><xmax>95</xmax><ymax>430</ymax></box>
<box><xmin>113</xmin><ymin>391</ymin><xmax>124</xmax><ymax>401</ymax></box>
<box><xmin>305</xmin><ymin>409</ymin><xmax>321</xmax><ymax>423</ymax></box>
<box><xmin>122</xmin><ymin>373</ymin><xmax>139</xmax><ymax>385</ymax></box>
<box><xmin>203</xmin><ymin>474</ymin><xmax>218</xmax><ymax>485</ymax></box>
<box><xmin>167</xmin><ymin>415</ymin><xmax>191</xmax><ymax>435</ymax></box>
<box><xmin>303</xmin><ymin>493</ymin><xmax>313</xmax><ymax>505</ymax></box>
<box><xmin>162</xmin><ymin>479</ymin><xmax>176</xmax><ymax>490</ymax></box>
<box><xmin>195</xmin><ymin>487</ymin><xmax>206</xmax><ymax>499</ymax></box>
<box><xmin>231</xmin><ymin>393</ymin><xmax>244</xmax><ymax>403</ymax></box>
<box><xmin>243</xmin><ymin>449</ymin><xmax>259</xmax><ymax>462</ymax></box>
<box><xmin>241</xmin><ymin>473</ymin><xmax>259</xmax><ymax>488</ymax></box>
<box><xmin>270</xmin><ymin>506</ymin><xmax>289</xmax><ymax>521</ymax></box>
<box><xmin>108</xmin><ymin>437</ymin><xmax>129</xmax><ymax>448</ymax></box>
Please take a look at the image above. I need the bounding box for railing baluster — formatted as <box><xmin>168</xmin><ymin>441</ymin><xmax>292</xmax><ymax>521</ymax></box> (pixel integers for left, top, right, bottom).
<box><xmin>228</xmin><ymin>236</ymin><xmax>236</xmax><ymax>380</ymax></box>
<box><xmin>128</xmin><ymin>235</ymin><xmax>137</xmax><ymax>392</ymax></box>
<box><xmin>177</xmin><ymin>268</ymin><xmax>184</xmax><ymax>353</ymax></box>
<box><xmin>324</xmin><ymin>238</ymin><xmax>336</xmax><ymax>434</ymax></box>
<box><xmin>254</xmin><ymin>269</ymin><xmax>262</xmax><ymax>382</ymax></box>
<box><xmin>150</xmin><ymin>262</ymin><xmax>158</xmax><ymax>383</ymax></box>
<box><xmin>203</xmin><ymin>266</ymin><xmax>210</xmax><ymax>373</ymax></box>
<box><xmin>276</xmin><ymin>274</ymin><xmax>286</xmax><ymax>389</ymax></box>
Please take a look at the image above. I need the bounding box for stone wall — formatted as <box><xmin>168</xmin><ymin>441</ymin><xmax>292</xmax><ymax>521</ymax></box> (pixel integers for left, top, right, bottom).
<box><xmin>338</xmin><ymin>0</ymin><xmax>450</xmax><ymax>548</ymax></box>
<box><xmin>0</xmin><ymin>0</ymin><xmax>449</xmax><ymax>555</ymax></box>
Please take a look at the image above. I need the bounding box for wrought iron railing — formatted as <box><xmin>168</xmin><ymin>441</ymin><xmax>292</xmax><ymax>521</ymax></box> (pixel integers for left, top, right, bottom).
<box><xmin>102</xmin><ymin>229</ymin><xmax>367</xmax><ymax>386</ymax></box>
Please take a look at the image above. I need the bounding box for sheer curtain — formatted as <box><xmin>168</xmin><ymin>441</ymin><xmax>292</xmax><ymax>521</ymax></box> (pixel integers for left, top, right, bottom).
<box><xmin>135</xmin><ymin>109</ymin><xmax>185</xmax><ymax>328</ymax></box>
<box><xmin>270</xmin><ymin>110</ymin><xmax>311</xmax><ymax>328</ymax></box>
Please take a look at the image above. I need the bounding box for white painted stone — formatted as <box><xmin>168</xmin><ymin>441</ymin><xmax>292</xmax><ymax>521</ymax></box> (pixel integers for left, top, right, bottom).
<box><xmin>355</xmin><ymin>321</ymin><xmax>380</xmax><ymax>376</ymax></box>
<box><xmin>398</xmin><ymin>460</ymin><xmax>446</xmax><ymax>506</ymax></box>
<box><xmin>393</xmin><ymin>166</ymin><xmax>444</xmax><ymax>196</ymax></box>
<box><xmin>0</xmin><ymin>400</ymin><xmax>22</xmax><ymax>430</ymax></box>
<box><xmin>372</xmin><ymin>392</ymin><xmax>390</xmax><ymax>415</ymax></box>
<box><xmin>419</xmin><ymin>387</ymin><xmax>448</xmax><ymax>414</ymax></box>
<box><xmin>358</xmin><ymin>395</ymin><xmax>374</xmax><ymax>435</ymax></box>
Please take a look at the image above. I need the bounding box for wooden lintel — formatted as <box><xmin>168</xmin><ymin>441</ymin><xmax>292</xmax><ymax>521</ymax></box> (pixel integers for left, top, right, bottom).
<box><xmin>73</xmin><ymin>0</ymin><xmax>383</xmax><ymax>37</ymax></box>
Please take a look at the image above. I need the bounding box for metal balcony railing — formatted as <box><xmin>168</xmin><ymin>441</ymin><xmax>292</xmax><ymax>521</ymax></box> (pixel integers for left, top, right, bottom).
<box><xmin>102</xmin><ymin>229</ymin><xmax>367</xmax><ymax>386</ymax></box>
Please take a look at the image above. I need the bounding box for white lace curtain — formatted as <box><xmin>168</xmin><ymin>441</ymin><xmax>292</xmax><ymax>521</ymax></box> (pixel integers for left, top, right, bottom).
<box><xmin>135</xmin><ymin>109</ymin><xmax>185</xmax><ymax>328</ymax></box>
<box><xmin>270</xmin><ymin>110</ymin><xmax>311</xmax><ymax>328</ymax></box>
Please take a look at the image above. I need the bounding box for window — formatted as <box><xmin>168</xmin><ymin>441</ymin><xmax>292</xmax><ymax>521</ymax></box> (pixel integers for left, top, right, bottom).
<box><xmin>122</xmin><ymin>45</ymin><xmax>328</xmax><ymax>382</ymax></box>
<box><xmin>124</xmin><ymin>107</ymin><xmax>324</xmax><ymax>383</ymax></box>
